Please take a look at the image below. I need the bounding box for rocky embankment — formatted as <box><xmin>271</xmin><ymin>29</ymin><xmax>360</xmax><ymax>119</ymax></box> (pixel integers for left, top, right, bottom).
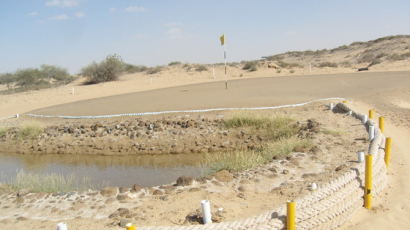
<box><xmin>0</xmin><ymin>116</ymin><xmax>288</xmax><ymax>155</ymax></box>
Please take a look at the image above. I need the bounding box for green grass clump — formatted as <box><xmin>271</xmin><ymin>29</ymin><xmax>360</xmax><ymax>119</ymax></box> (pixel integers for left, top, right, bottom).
<box><xmin>17</xmin><ymin>122</ymin><xmax>43</xmax><ymax>140</ymax></box>
<box><xmin>146</xmin><ymin>66</ymin><xmax>163</xmax><ymax>74</ymax></box>
<box><xmin>0</xmin><ymin>127</ymin><xmax>7</xmax><ymax>137</ymax></box>
<box><xmin>8</xmin><ymin>170</ymin><xmax>91</xmax><ymax>192</ymax></box>
<box><xmin>168</xmin><ymin>61</ymin><xmax>181</xmax><ymax>66</ymax></box>
<box><xmin>224</xmin><ymin>114</ymin><xmax>298</xmax><ymax>140</ymax></box>
<box><xmin>206</xmin><ymin>137</ymin><xmax>312</xmax><ymax>172</ymax></box>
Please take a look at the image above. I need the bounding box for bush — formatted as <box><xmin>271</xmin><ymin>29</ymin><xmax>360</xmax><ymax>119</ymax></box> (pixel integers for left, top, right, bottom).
<box><xmin>123</xmin><ymin>63</ymin><xmax>147</xmax><ymax>73</ymax></box>
<box><xmin>146</xmin><ymin>66</ymin><xmax>163</xmax><ymax>75</ymax></box>
<box><xmin>168</xmin><ymin>61</ymin><xmax>181</xmax><ymax>66</ymax></box>
<box><xmin>195</xmin><ymin>65</ymin><xmax>208</xmax><ymax>72</ymax></box>
<box><xmin>277</xmin><ymin>61</ymin><xmax>303</xmax><ymax>69</ymax></box>
<box><xmin>81</xmin><ymin>54</ymin><xmax>124</xmax><ymax>84</ymax></box>
<box><xmin>318</xmin><ymin>62</ymin><xmax>338</xmax><ymax>68</ymax></box>
<box><xmin>242</xmin><ymin>61</ymin><xmax>258</xmax><ymax>71</ymax></box>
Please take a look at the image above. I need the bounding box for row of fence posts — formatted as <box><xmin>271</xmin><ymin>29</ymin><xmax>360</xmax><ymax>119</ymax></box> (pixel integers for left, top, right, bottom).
<box><xmin>56</xmin><ymin>102</ymin><xmax>393</xmax><ymax>230</ymax></box>
<box><xmin>285</xmin><ymin>103</ymin><xmax>393</xmax><ymax>230</ymax></box>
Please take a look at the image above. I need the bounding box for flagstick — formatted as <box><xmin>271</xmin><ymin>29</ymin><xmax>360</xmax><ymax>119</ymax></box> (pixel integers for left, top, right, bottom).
<box><xmin>224</xmin><ymin>46</ymin><xmax>228</xmax><ymax>89</ymax></box>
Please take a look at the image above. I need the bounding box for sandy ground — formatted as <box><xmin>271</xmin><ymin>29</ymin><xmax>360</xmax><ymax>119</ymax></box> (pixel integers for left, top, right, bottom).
<box><xmin>2</xmin><ymin>70</ymin><xmax>410</xmax><ymax>229</ymax></box>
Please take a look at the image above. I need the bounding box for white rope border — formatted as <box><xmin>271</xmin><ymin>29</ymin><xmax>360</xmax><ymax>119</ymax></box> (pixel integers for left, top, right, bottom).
<box><xmin>21</xmin><ymin>97</ymin><xmax>346</xmax><ymax>119</ymax></box>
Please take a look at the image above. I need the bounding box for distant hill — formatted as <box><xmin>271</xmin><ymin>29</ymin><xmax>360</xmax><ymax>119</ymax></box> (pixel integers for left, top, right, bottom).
<box><xmin>258</xmin><ymin>35</ymin><xmax>410</xmax><ymax>69</ymax></box>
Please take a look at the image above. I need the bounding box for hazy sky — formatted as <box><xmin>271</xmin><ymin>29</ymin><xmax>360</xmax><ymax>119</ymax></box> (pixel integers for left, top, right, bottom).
<box><xmin>1</xmin><ymin>0</ymin><xmax>410</xmax><ymax>73</ymax></box>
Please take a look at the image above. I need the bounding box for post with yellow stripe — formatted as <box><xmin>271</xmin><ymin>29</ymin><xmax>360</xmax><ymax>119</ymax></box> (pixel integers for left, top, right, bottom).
<box><xmin>369</xmin><ymin>109</ymin><xmax>375</xmax><ymax>119</ymax></box>
<box><xmin>364</xmin><ymin>154</ymin><xmax>373</xmax><ymax>209</ymax></box>
<box><xmin>384</xmin><ymin>137</ymin><xmax>392</xmax><ymax>167</ymax></box>
<box><xmin>379</xmin><ymin>116</ymin><xmax>385</xmax><ymax>133</ymax></box>
<box><xmin>219</xmin><ymin>34</ymin><xmax>228</xmax><ymax>89</ymax></box>
<box><xmin>287</xmin><ymin>201</ymin><xmax>296</xmax><ymax>230</ymax></box>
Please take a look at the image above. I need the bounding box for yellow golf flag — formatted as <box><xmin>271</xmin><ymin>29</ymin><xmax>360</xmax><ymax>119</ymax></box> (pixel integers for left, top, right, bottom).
<box><xmin>220</xmin><ymin>34</ymin><xmax>225</xmax><ymax>46</ymax></box>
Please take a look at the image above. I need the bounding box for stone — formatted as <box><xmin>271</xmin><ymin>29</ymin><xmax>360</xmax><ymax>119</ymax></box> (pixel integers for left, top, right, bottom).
<box><xmin>131</xmin><ymin>184</ymin><xmax>143</xmax><ymax>192</ymax></box>
<box><xmin>282</xmin><ymin>169</ymin><xmax>289</xmax><ymax>174</ymax></box>
<box><xmin>176</xmin><ymin>176</ymin><xmax>194</xmax><ymax>186</ymax></box>
<box><xmin>152</xmin><ymin>190</ymin><xmax>164</xmax><ymax>195</ymax></box>
<box><xmin>214</xmin><ymin>170</ymin><xmax>234</xmax><ymax>182</ymax></box>
<box><xmin>237</xmin><ymin>185</ymin><xmax>247</xmax><ymax>192</ymax></box>
<box><xmin>119</xmin><ymin>187</ymin><xmax>130</xmax><ymax>193</ymax></box>
<box><xmin>100</xmin><ymin>187</ymin><xmax>119</xmax><ymax>197</ymax></box>
<box><xmin>119</xmin><ymin>218</ymin><xmax>132</xmax><ymax>227</ymax></box>
<box><xmin>105</xmin><ymin>198</ymin><xmax>116</xmax><ymax>204</ymax></box>
<box><xmin>335</xmin><ymin>164</ymin><xmax>346</xmax><ymax>172</ymax></box>
<box><xmin>117</xmin><ymin>194</ymin><xmax>132</xmax><ymax>201</ymax></box>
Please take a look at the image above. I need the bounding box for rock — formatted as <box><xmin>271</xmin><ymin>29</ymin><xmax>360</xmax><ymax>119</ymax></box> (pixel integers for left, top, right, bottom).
<box><xmin>16</xmin><ymin>216</ymin><xmax>27</xmax><ymax>221</ymax></box>
<box><xmin>119</xmin><ymin>187</ymin><xmax>130</xmax><ymax>193</ymax></box>
<box><xmin>131</xmin><ymin>184</ymin><xmax>143</xmax><ymax>192</ymax></box>
<box><xmin>282</xmin><ymin>169</ymin><xmax>289</xmax><ymax>174</ymax></box>
<box><xmin>100</xmin><ymin>187</ymin><xmax>119</xmax><ymax>197</ymax></box>
<box><xmin>188</xmin><ymin>188</ymin><xmax>201</xmax><ymax>192</ymax></box>
<box><xmin>119</xmin><ymin>218</ymin><xmax>132</xmax><ymax>227</ymax></box>
<box><xmin>214</xmin><ymin>170</ymin><xmax>234</xmax><ymax>182</ymax></box>
<box><xmin>105</xmin><ymin>198</ymin><xmax>116</xmax><ymax>204</ymax></box>
<box><xmin>17</xmin><ymin>189</ymin><xmax>30</xmax><ymax>197</ymax></box>
<box><xmin>237</xmin><ymin>185</ymin><xmax>247</xmax><ymax>192</ymax></box>
<box><xmin>152</xmin><ymin>190</ymin><xmax>164</xmax><ymax>195</ymax></box>
<box><xmin>117</xmin><ymin>194</ymin><xmax>132</xmax><ymax>201</ymax></box>
<box><xmin>176</xmin><ymin>176</ymin><xmax>194</xmax><ymax>186</ymax></box>
<box><xmin>335</xmin><ymin>164</ymin><xmax>346</xmax><ymax>172</ymax></box>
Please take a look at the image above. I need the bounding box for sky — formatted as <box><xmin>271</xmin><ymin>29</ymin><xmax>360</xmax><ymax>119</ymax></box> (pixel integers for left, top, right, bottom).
<box><xmin>1</xmin><ymin>0</ymin><xmax>410</xmax><ymax>74</ymax></box>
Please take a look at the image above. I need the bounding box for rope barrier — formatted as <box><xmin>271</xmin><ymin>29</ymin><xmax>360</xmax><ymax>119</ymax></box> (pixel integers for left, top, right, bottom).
<box><xmin>24</xmin><ymin>97</ymin><xmax>346</xmax><ymax>119</ymax></box>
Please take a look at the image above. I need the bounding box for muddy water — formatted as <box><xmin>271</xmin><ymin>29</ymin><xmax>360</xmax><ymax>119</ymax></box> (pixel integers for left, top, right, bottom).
<box><xmin>0</xmin><ymin>153</ymin><xmax>208</xmax><ymax>188</ymax></box>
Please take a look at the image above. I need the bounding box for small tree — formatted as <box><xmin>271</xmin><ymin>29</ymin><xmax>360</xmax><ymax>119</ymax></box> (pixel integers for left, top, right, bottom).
<box><xmin>81</xmin><ymin>54</ymin><xmax>124</xmax><ymax>84</ymax></box>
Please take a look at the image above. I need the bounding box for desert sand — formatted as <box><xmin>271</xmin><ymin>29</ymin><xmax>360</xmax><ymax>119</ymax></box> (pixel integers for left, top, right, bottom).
<box><xmin>1</xmin><ymin>69</ymin><xmax>410</xmax><ymax>229</ymax></box>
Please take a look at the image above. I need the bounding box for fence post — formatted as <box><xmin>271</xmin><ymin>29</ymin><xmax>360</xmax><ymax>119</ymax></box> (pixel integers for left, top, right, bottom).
<box><xmin>369</xmin><ymin>109</ymin><xmax>375</xmax><ymax>119</ymax></box>
<box><xmin>385</xmin><ymin>137</ymin><xmax>392</xmax><ymax>167</ymax></box>
<box><xmin>287</xmin><ymin>201</ymin><xmax>296</xmax><ymax>230</ymax></box>
<box><xmin>379</xmin><ymin>116</ymin><xmax>385</xmax><ymax>133</ymax></box>
<box><xmin>364</xmin><ymin>154</ymin><xmax>373</xmax><ymax>209</ymax></box>
<box><xmin>126</xmin><ymin>223</ymin><xmax>136</xmax><ymax>230</ymax></box>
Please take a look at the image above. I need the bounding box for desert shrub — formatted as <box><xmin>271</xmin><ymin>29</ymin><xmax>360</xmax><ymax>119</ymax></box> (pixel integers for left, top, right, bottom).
<box><xmin>277</xmin><ymin>61</ymin><xmax>303</xmax><ymax>69</ymax></box>
<box><xmin>340</xmin><ymin>61</ymin><xmax>352</xmax><ymax>67</ymax></box>
<box><xmin>168</xmin><ymin>61</ymin><xmax>181</xmax><ymax>66</ymax></box>
<box><xmin>242</xmin><ymin>61</ymin><xmax>258</xmax><ymax>71</ymax></box>
<box><xmin>387</xmin><ymin>52</ymin><xmax>410</xmax><ymax>61</ymax></box>
<box><xmin>195</xmin><ymin>65</ymin><xmax>208</xmax><ymax>72</ymax></box>
<box><xmin>276</xmin><ymin>69</ymin><xmax>281</xmax><ymax>74</ymax></box>
<box><xmin>17</xmin><ymin>122</ymin><xmax>43</xmax><ymax>140</ymax></box>
<box><xmin>289</xmin><ymin>69</ymin><xmax>295</xmax><ymax>73</ymax></box>
<box><xmin>81</xmin><ymin>54</ymin><xmax>124</xmax><ymax>84</ymax></box>
<box><xmin>146</xmin><ymin>66</ymin><xmax>163</xmax><ymax>75</ymax></box>
<box><xmin>123</xmin><ymin>63</ymin><xmax>147</xmax><ymax>73</ymax></box>
<box><xmin>318</xmin><ymin>62</ymin><xmax>338</xmax><ymax>68</ymax></box>
<box><xmin>358</xmin><ymin>52</ymin><xmax>377</xmax><ymax>63</ymax></box>
<box><xmin>330</xmin><ymin>45</ymin><xmax>349</xmax><ymax>52</ymax></box>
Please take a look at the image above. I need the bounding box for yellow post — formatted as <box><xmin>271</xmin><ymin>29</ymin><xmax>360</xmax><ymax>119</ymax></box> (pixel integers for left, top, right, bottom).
<box><xmin>379</xmin><ymin>116</ymin><xmax>385</xmax><ymax>133</ymax></box>
<box><xmin>364</xmin><ymin>154</ymin><xmax>373</xmax><ymax>209</ymax></box>
<box><xmin>126</xmin><ymin>223</ymin><xmax>136</xmax><ymax>230</ymax></box>
<box><xmin>369</xmin><ymin>109</ymin><xmax>375</xmax><ymax>119</ymax></box>
<box><xmin>287</xmin><ymin>201</ymin><xmax>296</xmax><ymax>230</ymax></box>
<box><xmin>342</xmin><ymin>100</ymin><xmax>348</xmax><ymax>103</ymax></box>
<box><xmin>385</xmin><ymin>137</ymin><xmax>392</xmax><ymax>167</ymax></box>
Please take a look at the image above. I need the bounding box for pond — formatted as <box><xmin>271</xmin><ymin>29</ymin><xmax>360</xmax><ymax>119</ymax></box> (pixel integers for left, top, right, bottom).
<box><xmin>0</xmin><ymin>153</ymin><xmax>208</xmax><ymax>189</ymax></box>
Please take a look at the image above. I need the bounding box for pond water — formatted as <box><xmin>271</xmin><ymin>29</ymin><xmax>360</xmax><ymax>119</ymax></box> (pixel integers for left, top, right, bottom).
<box><xmin>0</xmin><ymin>153</ymin><xmax>208</xmax><ymax>188</ymax></box>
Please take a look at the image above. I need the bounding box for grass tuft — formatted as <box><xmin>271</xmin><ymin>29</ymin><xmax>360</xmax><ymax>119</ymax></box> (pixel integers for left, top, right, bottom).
<box><xmin>205</xmin><ymin>137</ymin><xmax>312</xmax><ymax>172</ymax></box>
<box><xmin>17</xmin><ymin>122</ymin><xmax>43</xmax><ymax>140</ymax></box>
<box><xmin>322</xmin><ymin>129</ymin><xmax>344</xmax><ymax>136</ymax></box>
<box><xmin>224</xmin><ymin>114</ymin><xmax>298</xmax><ymax>140</ymax></box>
<box><xmin>7</xmin><ymin>170</ymin><xmax>93</xmax><ymax>192</ymax></box>
<box><xmin>0</xmin><ymin>127</ymin><xmax>7</xmax><ymax>137</ymax></box>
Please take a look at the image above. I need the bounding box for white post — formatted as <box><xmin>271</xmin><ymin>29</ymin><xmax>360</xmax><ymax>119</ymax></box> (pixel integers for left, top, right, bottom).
<box><xmin>201</xmin><ymin>200</ymin><xmax>212</xmax><ymax>224</ymax></box>
<box><xmin>362</xmin><ymin>115</ymin><xmax>368</xmax><ymax>124</ymax></box>
<box><xmin>56</xmin><ymin>223</ymin><xmax>68</xmax><ymax>230</ymax></box>
<box><xmin>369</xmin><ymin>125</ymin><xmax>375</xmax><ymax>141</ymax></box>
<box><xmin>329</xmin><ymin>103</ymin><xmax>334</xmax><ymax>111</ymax></box>
<box><xmin>212</xmin><ymin>65</ymin><xmax>215</xmax><ymax>79</ymax></box>
<box><xmin>357</xmin><ymin>151</ymin><xmax>365</xmax><ymax>163</ymax></box>
<box><xmin>348</xmin><ymin>110</ymin><xmax>353</xmax><ymax>116</ymax></box>
<box><xmin>15</xmin><ymin>114</ymin><xmax>19</xmax><ymax>119</ymax></box>
<box><xmin>71</xmin><ymin>87</ymin><xmax>75</xmax><ymax>95</ymax></box>
<box><xmin>309</xmin><ymin>63</ymin><xmax>312</xmax><ymax>73</ymax></box>
<box><xmin>310</xmin><ymin>183</ymin><xmax>318</xmax><ymax>191</ymax></box>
